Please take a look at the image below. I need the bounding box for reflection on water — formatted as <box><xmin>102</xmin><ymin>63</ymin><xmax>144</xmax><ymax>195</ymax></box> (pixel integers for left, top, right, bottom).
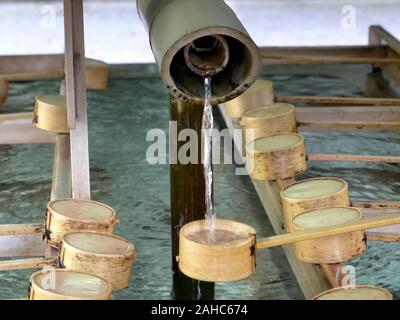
<box><xmin>0</xmin><ymin>71</ymin><xmax>399</xmax><ymax>299</ymax></box>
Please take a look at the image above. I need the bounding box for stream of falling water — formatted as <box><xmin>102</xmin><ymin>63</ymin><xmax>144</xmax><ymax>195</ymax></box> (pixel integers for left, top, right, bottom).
<box><xmin>202</xmin><ymin>76</ymin><xmax>216</xmax><ymax>242</ymax></box>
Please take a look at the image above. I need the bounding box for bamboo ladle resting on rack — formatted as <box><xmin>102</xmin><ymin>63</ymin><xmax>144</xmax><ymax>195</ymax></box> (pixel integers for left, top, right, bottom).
<box><xmin>177</xmin><ymin>207</ymin><xmax>400</xmax><ymax>282</ymax></box>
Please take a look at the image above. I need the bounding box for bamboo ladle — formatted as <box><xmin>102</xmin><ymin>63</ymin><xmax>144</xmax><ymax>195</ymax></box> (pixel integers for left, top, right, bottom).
<box><xmin>178</xmin><ymin>211</ymin><xmax>400</xmax><ymax>282</ymax></box>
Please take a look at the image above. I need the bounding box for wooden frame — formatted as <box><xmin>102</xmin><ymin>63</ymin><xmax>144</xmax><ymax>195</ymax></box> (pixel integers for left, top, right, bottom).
<box><xmin>63</xmin><ymin>0</ymin><xmax>91</xmax><ymax>200</ymax></box>
<box><xmin>0</xmin><ymin>55</ymin><xmax>108</xmax><ymax>113</ymax></box>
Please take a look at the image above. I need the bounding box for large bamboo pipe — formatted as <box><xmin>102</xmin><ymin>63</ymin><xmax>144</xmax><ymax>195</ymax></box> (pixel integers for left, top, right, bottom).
<box><xmin>137</xmin><ymin>0</ymin><xmax>260</xmax><ymax>104</ymax></box>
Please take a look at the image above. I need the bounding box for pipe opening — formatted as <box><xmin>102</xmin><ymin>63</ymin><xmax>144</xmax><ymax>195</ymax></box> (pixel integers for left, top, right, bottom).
<box><xmin>171</xmin><ymin>35</ymin><xmax>255</xmax><ymax>103</ymax></box>
<box><xmin>184</xmin><ymin>35</ymin><xmax>229</xmax><ymax>77</ymax></box>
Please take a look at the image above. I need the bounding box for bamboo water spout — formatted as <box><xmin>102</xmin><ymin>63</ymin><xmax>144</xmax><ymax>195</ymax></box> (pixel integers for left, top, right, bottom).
<box><xmin>137</xmin><ymin>0</ymin><xmax>260</xmax><ymax>104</ymax></box>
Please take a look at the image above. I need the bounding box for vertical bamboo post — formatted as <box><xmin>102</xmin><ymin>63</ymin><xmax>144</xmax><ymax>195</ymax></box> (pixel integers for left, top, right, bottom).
<box><xmin>169</xmin><ymin>95</ymin><xmax>214</xmax><ymax>299</ymax></box>
<box><xmin>63</xmin><ymin>0</ymin><xmax>91</xmax><ymax>199</ymax></box>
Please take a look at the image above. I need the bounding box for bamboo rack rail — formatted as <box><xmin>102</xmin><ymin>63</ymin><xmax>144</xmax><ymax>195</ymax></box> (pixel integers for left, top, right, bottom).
<box><xmin>260</xmin><ymin>44</ymin><xmax>400</xmax><ymax>65</ymax></box>
<box><xmin>0</xmin><ymin>224</ymin><xmax>43</xmax><ymax>236</ymax></box>
<box><xmin>276</xmin><ymin>96</ymin><xmax>400</xmax><ymax>106</ymax></box>
<box><xmin>0</xmin><ymin>112</ymin><xmax>55</xmax><ymax>145</ymax></box>
<box><xmin>0</xmin><ymin>258</ymin><xmax>56</xmax><ymax>272</ymax></box>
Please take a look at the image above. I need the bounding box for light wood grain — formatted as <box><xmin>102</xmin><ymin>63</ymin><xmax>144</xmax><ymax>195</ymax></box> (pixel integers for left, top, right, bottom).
<box><xmin>369</xmin><ymin>26</ymin><xmax>400</xmax><ymax>56</ymax></box>
<box><xmin>0</xmin><ymin>224</ymin><xmax>43</xmax><ymax>236</ymax></box>
<box><xmin>296</xmin><ymin>106</ymin><xmax>400</xmax><ymax>123</ymax></box>
<box><xmin>51</xmin><ymin>135</ymin><xmax>72</xmax><ymax>201</ymax></box>
<box><xmin>64</xmin><ymin>0</ymin><xmax>91</xmax><ymax>199</ymax></box>
<box><xmin>369</xmin><ymin>25</ymin><xmax>400</xmax><ymax>88</ymax></box>
<box><xmin>276</xmin><ymin>96</ymin><xmax>400</xmax><ymax>106</ymax></box>
<box><xmin>263</xmin><ymin>56</ymin><xmax>400</xmax><ymax>65</ymax></box>
<box><xmin>308</xmin><ymin>154</ymin><xmax>400</xmax><ymax>163</ymax></box>
<box><xmin>0</xmin><ymin>54</ymin><xmax>108</xmax><ymax>90</ymax></box>
<box><xmin>0</xmin><ymin>54</ymin><xmax>64</xmax><ymax>81</ymax></box>
<box><xmin>0</xmin><ymin>112</ymin><xmax>55</xmax><ymax>145</ymax></box>
<box><xmin>0</xmin><ymin>234</ymin><xmax>45</xmax><ymax>258</ymax></box>
<box><xmin>260</xmin><ymin>45</ymin><xmax>393</xmax><ymax>65</ymax></box>
<box><xmin>256</xmin><ymin>213</ymin><xmax>400</xmax><ymax>250</ymax></box>
<box><xmin>299</xmin><ymin>120</ymin><xmax>400</xmax><ymax>131</ymax></box>
<box><xmin>0</xmin><ymin>258</ymin><xmax>56</xmax><ymax>271</ymax></box>
<box><xmin>0</xmin><ymin>79</ymin><xmax>8</xmax><ymax>110</ymax></box>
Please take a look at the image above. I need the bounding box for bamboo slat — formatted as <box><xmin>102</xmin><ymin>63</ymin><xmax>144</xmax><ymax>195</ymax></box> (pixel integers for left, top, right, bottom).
<box><xmin>296</xmin><ymin>106</ymin><xmax>400</xmax><ymax>132</ymax></box>
<box><xmin>299</xmin><ymin>120</ymin><xmax>400</xmax><ymax>131</ymax></box>
<box><xmin>296</xmin><ymin>106</ymin><xmax>400</xmax><ymax>122</ymax></box>
<box><xmin>64</xmin><ymin>0</ymin><xmax>91</xmax><ymax>199</ymax></box>
<box><xmin>369</xmin><ymin>26</ymin><xmax>400</xmax><ymax>87</ymax></box>
<box><xmin>308</xmin><ymin>154</ymin><xmax>400</xmax><ymax>163</ymax></box>
<box><xmin>0</xmin><ymin>258</ymin><xmax>56</xmax><ymax>271</ymax></box>
<box><xmin>51</xmin><ymin>135</ymin><xmax>72</xmax><ymax>201</ymax></box>
<box><xmin>256</xmin><ymin>214</ymin><xmax>400</xmax><ymax>250</ymax></box>
<box><xmin>276</xmin><ymin>96</ymin><xmax>400</xmax><ymax>106</ymax></box>
<box><xmin>0</xmin><ymin>112</ymin><xmax>55</xmax><ymax>145</ymax></box>
<box><xmin>369</xmin><ymin>26</ymin><xmax>400</xmax><ymax>56</ymax></box>
<box><xmin>0</xmin><ymin>54</ymin><xmax>108</xmax><ymax>89</ymax></box>
<box><xmin>0</xmin><ymin>79</ymin><xmax>8</xmax><ymax>110</ymax></box>
<box><xmin>260</xmin><ymin>44</ymin><xmax>400</xmax><ymax>65</ymax></box>
<box><xmin>0</xmin><ymin>224</ymin><xmax>43</xmax><ymax>236</ymax></box>
<box><xmin>263</xmin><ymin>56</ymin><xmax>400</xmax><ymax>65</ymax></box>
<box><xmin>261</xmin><ymin>45</ymin><xmax>386</xmax><ymax>57</ymax></box>
<box><xmin>0</xmin><ymin>54</ymin><xmax>64</xmax><ymax>81</ymax></box>
<box><xmin>357</xmin><ymin>207</ymin><xmax>400</xmax><ymax>241</ymax></box>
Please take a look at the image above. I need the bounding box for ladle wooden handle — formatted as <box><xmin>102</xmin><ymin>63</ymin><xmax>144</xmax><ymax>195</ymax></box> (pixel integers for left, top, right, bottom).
<box><xmin>256</xmin><ymin>215</ymin><xmax>400</xmax><ymax>250</ymax></box>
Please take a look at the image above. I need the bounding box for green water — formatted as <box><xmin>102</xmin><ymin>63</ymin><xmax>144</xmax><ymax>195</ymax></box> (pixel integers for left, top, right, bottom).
<box><xmin>0</xmin><ymin>68</ymin><xmax>399</xmax><ymax>299</ymax></box>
